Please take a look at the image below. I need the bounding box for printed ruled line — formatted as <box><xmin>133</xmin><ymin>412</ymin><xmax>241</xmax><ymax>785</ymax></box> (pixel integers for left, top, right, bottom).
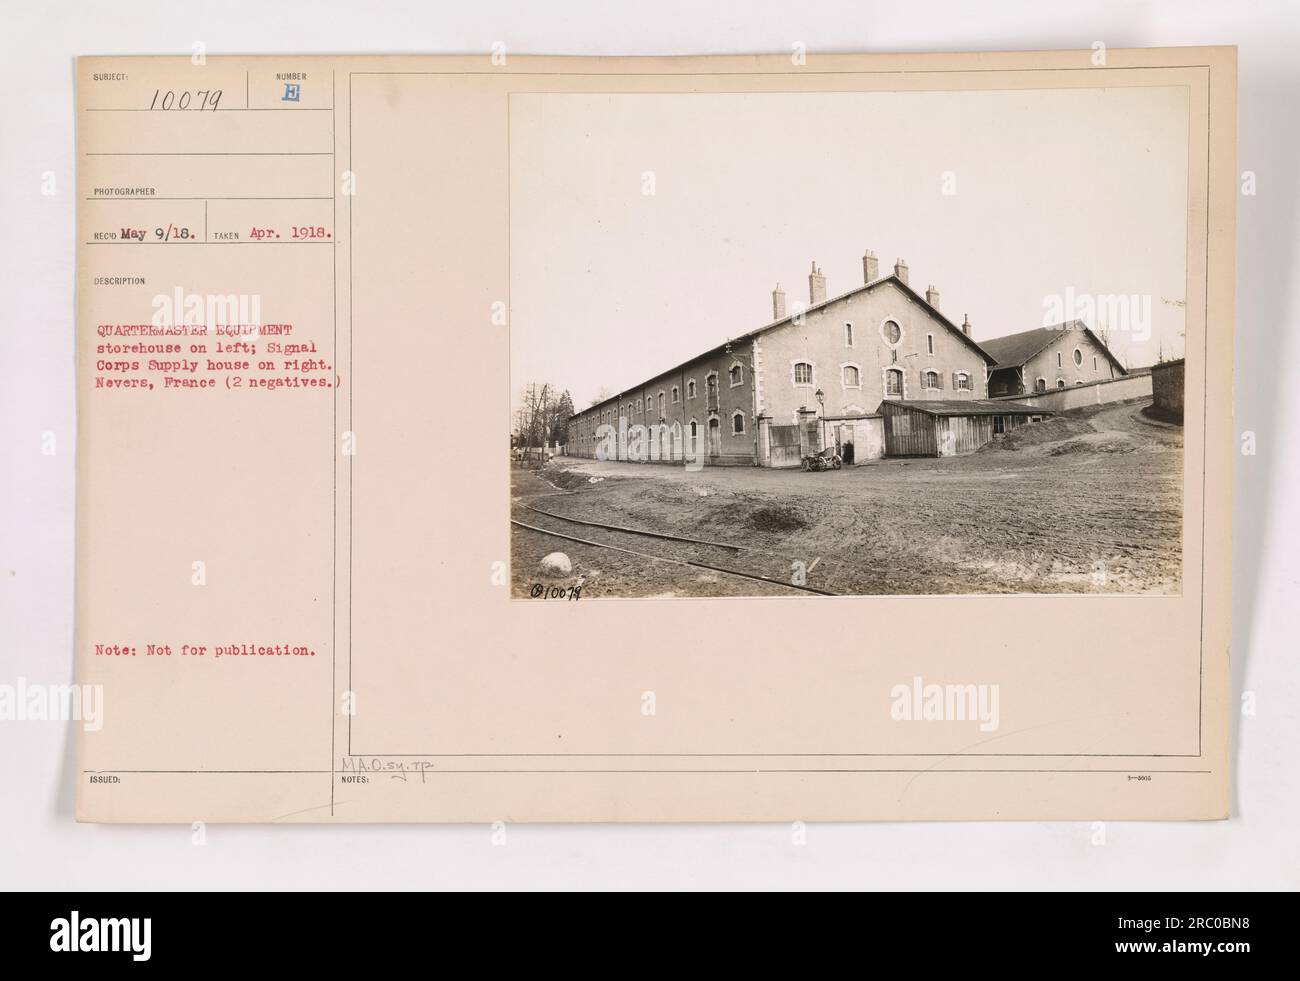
<box><xmin>1198</xmin><ymin>66</ymin><xmax>1212</xmax><ymax>759</ymax></box>
<box><xmin>85</xmin><ymin>151</ymin><xmax>333</xmax><ymax>156</ymax></box>
<box><xmin>347</xmin><ymin>71</ymin><xmax>354</xmax><ymax>759</ymax></box>
<box><xmin>83</xmin><ymin>240</ymin><xmax>333</xmax><ymax>245</ymax></box>
<box><xmin>330</xmin><ymin>65</ymin><xmax>339</xmax><ymax>817</ymax></box>
<box><xmin>84</xmin><ymin>196</ymin><xmax>333</xmax><ymax>201</ymax></box>
<box><xmin>347</xmin><ymin>66</ymin><xmax>1212</xmax><ymax>77</ymax></box>
<box><xmin>85</xmin><ymin>770</ymin><xmax>333</xmax><ymax>774</ymax></box>
<box><xmin>84</xmin><ymin>107</ymin><xmax>332</xmax><ymax>112</ymax></box>
<box><xmin>82</xmin><ymin>768</ymin><xmax>1215</xmax><ymax>776</ymax></box>
<box><xmin>344</xmin><ymin>751</ymin><xmax>1208</xmax><ymax>759</ymax></box>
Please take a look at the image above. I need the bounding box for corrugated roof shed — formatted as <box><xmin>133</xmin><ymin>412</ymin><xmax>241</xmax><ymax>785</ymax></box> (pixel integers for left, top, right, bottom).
<box><xmin>887</xmin><ymin>399</ymin><xmax>1051</xmax><ymax>417</ymax></box>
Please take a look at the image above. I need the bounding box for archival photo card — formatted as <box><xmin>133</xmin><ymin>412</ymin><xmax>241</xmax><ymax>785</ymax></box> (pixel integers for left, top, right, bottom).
<box><xmin>74</xmin><ymin>47</ymin><xmax>1233</xmax><ymax>823</ymax></box>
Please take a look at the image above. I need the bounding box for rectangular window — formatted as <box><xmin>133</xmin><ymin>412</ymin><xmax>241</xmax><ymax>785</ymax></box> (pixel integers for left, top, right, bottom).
<box><xmin>927</xmin><ymin>333</ymin><xmax>934</xmax><ymax>355</ymax></box>
<box><xmin>794</xmin><ymin>362</ymin><xmax>813</xmax><ymax>385</ymax></box>
<box><xmin>845</xmin><ymin>323</ymin><xmax>854</xmax><ymax>347</ymax></box>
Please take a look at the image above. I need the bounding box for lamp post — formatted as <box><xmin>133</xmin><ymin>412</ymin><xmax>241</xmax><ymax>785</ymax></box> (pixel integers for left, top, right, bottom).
<box><xmin>815</xmin><ymin>387</ymin><xmax>826</xmax><ymax>450</ymax></box>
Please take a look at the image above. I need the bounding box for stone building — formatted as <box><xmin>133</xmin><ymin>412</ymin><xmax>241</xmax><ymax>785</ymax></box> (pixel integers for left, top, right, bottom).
<box><xmin>982</xmin><ymin>321</ymin><xmax>1127</xmax><ymax>397</ymax></box>
<box><xmin>566</xmin><ymin>251</ymin><xmax>996</xmax><ymax>467</ymax></box>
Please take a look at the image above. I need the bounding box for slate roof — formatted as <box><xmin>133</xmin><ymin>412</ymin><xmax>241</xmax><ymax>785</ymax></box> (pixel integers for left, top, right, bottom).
<box><xmin>745</xmin><ymin>274</ymin><xmax>998</xmax><ymax>367</ymax></box>
<box><xmin>979</xmin><ymin>320</ymin><xmax>1127</xmax><ymax>375</ymax></box>
<box><xmin>884</xmin><ymin>399</ymin><xmax>1052</xmax><ymax>417</ymax></box>
<box><xmin>572</xmin><ymin>274</ymin><xmax>996</xmax><ymax>420</ymax></box>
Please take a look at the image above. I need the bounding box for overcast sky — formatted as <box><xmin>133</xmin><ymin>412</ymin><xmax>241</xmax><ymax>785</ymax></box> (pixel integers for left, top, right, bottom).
<box><xmin>510</xmin><ymin>87</ymin><xmax>1190</xmax><ymax>410</ymax></box>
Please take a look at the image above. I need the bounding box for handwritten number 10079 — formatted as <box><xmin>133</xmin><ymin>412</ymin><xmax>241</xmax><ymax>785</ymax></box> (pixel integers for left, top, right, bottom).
<box><xmin>148</xmin><ymin>89</ymin><xmax>223</xmax><ymax>111</ymax></box>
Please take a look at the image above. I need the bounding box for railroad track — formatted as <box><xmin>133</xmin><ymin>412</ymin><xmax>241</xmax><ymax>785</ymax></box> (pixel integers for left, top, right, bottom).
<box><xmin>512</xmin><ymin>502</ymin><xmax>841</xmax><ymax>597</ymax></box>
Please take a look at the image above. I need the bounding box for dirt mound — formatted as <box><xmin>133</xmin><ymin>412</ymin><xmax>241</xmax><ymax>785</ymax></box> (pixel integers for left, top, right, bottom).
<box><xmin>545</xmin><ymin>467</ymin><xmax>608</xmax><ymax>491</ymax></box>
<box><xmin>1048</xmin><ymin>435</ymin><xmax>1137</xmax><ymax>457</ymax></box>
<box><xmin>746</xmin><ymin>504</ymin><xmax>807</xmax><ymax>532</ymax></box>
<box><xmin>709</xmin><ymin>500</ymin><xmax>809</xmax><ymax>534</ymax></box>
<box><xmin>983</xmin><ymin>413</ymin><xmax>1098</xmax><ymax>452</ymax></box>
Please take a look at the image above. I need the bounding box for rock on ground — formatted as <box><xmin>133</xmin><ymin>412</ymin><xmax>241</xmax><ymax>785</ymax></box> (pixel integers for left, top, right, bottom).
<box><xmin>540</xmin><ymin>552</ymin><xmax>572</xmax><ymax>576</ymax></box>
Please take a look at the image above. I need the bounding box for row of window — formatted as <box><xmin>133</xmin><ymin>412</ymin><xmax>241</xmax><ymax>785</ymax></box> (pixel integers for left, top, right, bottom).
<box><xmin>586</xmin><ymin>365</ymin><xmax>748</xmax><ymax>425</ymax></box>
<box><xmin>1035</xmin><ymin>378</ymin><xmax>1089</xmax><ymax>392</ymax></box>
<box><xmin>575</xmin><ymin>317</ymin><xmax>996</xmax><ymax>435</ymax></box>
<box><xmin>841</xmin><ymin>319</ymin><xmax>916</xmax><ymax>350</ymax></box>
<box><xmin>568</xmin><ymin>413</ymin><xmax>748</xmax><ymax>442</ymax></box>
<box><xmin>1057</xmin><ymin>349</ymin><xmax>1098</xmax><ymax>370</ymax></box>
<box><xmin>570</xmin><ymin>361</ymin><xmax>750</xmax><ymax>435</ymax></box>
<box><xmin>793</xmin><ymin>361</ymin><xmax>972</xmax><ymax>393</ymax></box>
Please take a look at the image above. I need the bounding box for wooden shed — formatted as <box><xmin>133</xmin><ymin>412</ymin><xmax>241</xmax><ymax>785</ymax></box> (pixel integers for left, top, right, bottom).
<box><xmin>879</xmin><ymin>399</ymin><xmax>1052</xmax><ymax>457</ymax></box>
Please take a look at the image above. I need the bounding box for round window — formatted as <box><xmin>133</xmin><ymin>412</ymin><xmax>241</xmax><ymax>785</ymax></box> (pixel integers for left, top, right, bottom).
<box><xmin>1073</xmin><ymin>348</ymin><xmax>1083</xmax><ymax>366</ymax></box>
<box><xmin>881</xmin><ymin>319</ymin><xmax>902</xmax><ymax>345</ymax></box>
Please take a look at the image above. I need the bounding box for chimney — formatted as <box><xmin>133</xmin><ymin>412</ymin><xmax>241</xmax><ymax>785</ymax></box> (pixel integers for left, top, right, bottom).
<box><xmin>926</xmin><ymin>284</ymin><xmax>940</xmax><ymax>310</ymax></box>
<box><xmin>862</xmin><ymin>249</ymin><xmax>879</xmax><ymax>284</ymax></box>
<box><xmin>961</xmin><ymin>313</ymin><xmax>972</xmax><ymax>337</ymax></box>
<box><xmin>894</xmin><ymin>258</ymin><xmax>909</xmax><ymax>285</ymax></box>
<box><xmin>772</xmin><ymin>283</ymin><xmax>786</xmax><ymax>321</ymax></box>
<box><xmin>808</xmin><ymin>261</ymin><xmax>826</xmax><ymax>306</ymax></box>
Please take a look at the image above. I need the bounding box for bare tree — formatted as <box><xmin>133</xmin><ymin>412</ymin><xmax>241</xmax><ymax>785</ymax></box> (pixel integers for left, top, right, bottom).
<box><xmin>515</xmin><ymin>383</ymin><xmax>549</xmax><ymax>450</ymax></box>
<box><xmin>515</xmin><ymin>383</ymin><xmax>577</xmax><ymax>458</ymax></box>
<box><xmin>1094</xmin><ymin>318</ymin><xmax>1113</xmax><ymax>353</ymax></box>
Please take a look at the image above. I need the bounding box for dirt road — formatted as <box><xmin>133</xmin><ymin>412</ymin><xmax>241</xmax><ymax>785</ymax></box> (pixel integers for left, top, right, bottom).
<box><xmin>511</xmin><ymin>398</ymin><xmax>1184</xmax><ymax>597</ymax></box>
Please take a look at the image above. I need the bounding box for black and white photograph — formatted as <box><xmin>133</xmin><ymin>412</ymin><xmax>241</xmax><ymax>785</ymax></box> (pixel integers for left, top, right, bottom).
<box><xmin>510</xmin><ymin>89</ymin><xmax>1189</xmax><ymax>597</ymax></box>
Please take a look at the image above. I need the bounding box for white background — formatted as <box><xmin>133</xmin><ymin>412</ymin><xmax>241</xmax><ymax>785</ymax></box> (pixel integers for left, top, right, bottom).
<box><xmin>1</xmin><ymin>0</ymin><xmax>1296</xmax><ymax>890</ymax></box>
